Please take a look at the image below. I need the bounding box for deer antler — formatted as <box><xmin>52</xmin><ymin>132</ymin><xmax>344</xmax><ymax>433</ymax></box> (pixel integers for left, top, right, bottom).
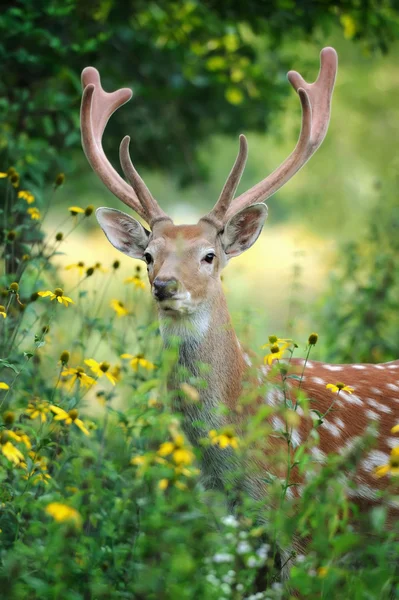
<box><xmin>81</xmin><ymin>67</ymin><xmax>170</xmax><ymax>227</ymax></box>
<box><xmin>204</xmin><ymin>47</ymin><xmax>337</xmax><ymax>226</ymax></box>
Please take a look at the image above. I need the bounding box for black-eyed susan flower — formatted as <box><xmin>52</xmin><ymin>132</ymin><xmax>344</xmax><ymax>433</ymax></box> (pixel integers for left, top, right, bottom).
<box><xmin>84</xmin><ymin>359</ymin><xmax>117</xmax><ymax>385</ymax></box>
<box><xmin>26</xmin><ymin>399</ymin><xmax>50</xmax><ymax>423</ymax></box>
<box><xmin>308</xmin><ymin>332</ymin><xmax>319</xmax><ymax>346</ymax></box>
<box><xmin>157</xmin><ymin>433</ymin><xmax>194</xmax><ymax>466</ymax></box>
<box><xmin>0</xmin><ymin>432</ymin><xmax>24</xmax><ymax>466</ymax></box>
<box><xmin>27</xmin><ymin>207</ymin><xmax>41</xmax><ymax>220</ymax></box>
<box><xmin>110</xmin><ymin>299</ymin><xmax>128</xmax><ymax>317</ymax></box>
<box><xmin>65</xmin><ymin>262</ymin><xmax>85</xmax><ymax>276</ymax></box>
<box><xmin>264</xmin><ymin>343</ymin><xmax>290</xmax><ymax>366</ymax></box>
<box><xmin>0</xmin><ymin>306</ymin><xmax>6</xmax><ymax>319</ymax></box>
<box><xmin>110</xmin><ymin>364</ymin><xmax>122</xmax><ymax>383</ymax></box>
<box><xmin>326</xmin><ymin>382</ymin><xmax>354</xmax><ymax>394</ymax></box>
<box><xmin>68</xmin><ymin>206</ymin><xmax>85</xmax><ymax>216</ymax></box>
<box><xmin>0</xmin><ymin>382</ymin><xmax>9</xmax><ymax>390</ymax></box>
<box><xmin>124</xmin><ymin>275</ymin><xmax>145</xmax><ymax>289</ymax></box>
<box><xmin>61</xmin><ymin>366</ymin><xmax>95</xmax><ymax>389</ymax></box>
<box><xmin>50</xmin><ymin>405</ymin><xmax>90</xmax><ymax>436</ymax></box>
<box><xmin>38</xmin><ymin>288</ymin><xmax>74</xmax><ymax>307</ymax></box>
<box><xmin>9</xmin><ymin>430</ymin><xmax>31</xmax><ymax>450</ymax></box>
<box><xmin>374</xmin><ymin>447</ymin><xmax>399</xmax><ymax>478</ymax></box>
<box><xmin>209</xmin><ymin>428</ymin><xmax>239</xmax><ymax>450</ymax></box>
<box><xmin>94</xmin><ymin>262</ymin><xmax>108</xmax><ymax>273</ymax></box>
<box><xmin>18</xmin><ymin>190</ymin><xmax>35</xmax><ymax>204</ymax></box>
<box><xmin>45</xmin><ymin>502</ymin><xmax>82</xmax><ymax>527</ymax></box>
<box><xmin>121</xmin><ymin>353</ymin><xmax>155</xmax><ymax>371</ymax></box>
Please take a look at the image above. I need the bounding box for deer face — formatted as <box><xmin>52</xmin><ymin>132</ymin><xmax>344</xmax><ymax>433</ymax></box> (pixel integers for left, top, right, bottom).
<box><xmin>96</xmin><ymin>205</ymin><xmax>267</xmax><ymax>316</ymax></box>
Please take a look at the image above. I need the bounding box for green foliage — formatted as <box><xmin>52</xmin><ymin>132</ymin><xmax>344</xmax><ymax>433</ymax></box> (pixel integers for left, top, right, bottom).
<box><xmin>1</xmin><ymin>173</ymin><xmax>399</xmax><ymax>599</ymax></box>
<box><xmin>2</xmin><ymin>0</ymin><xmax>399</xmax><ymax>186</ymax></box>
<box><xmin>320</xmin><ymin>194</ymin><xmax>399</xmax><ymax>363</ymax></box>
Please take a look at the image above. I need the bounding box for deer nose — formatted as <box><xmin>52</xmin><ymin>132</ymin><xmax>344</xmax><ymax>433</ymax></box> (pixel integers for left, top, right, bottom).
<box><xmin>153</xmin><ymin>278</ymin><xmax>178</xmax><ymax>301</ymax></box>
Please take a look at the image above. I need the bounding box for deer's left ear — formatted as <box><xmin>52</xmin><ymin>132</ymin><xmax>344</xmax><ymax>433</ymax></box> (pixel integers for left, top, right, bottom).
<box><xmin>221</xmin><ymin>204</ymin><xmax>268</xmax><ymax>258</ymax></box>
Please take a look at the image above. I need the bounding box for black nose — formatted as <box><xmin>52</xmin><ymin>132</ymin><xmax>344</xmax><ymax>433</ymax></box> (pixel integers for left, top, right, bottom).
<box><xmin>153</xmin><ymin>278</ymin><xmax>178</xmax><ymax>301</ymax></box>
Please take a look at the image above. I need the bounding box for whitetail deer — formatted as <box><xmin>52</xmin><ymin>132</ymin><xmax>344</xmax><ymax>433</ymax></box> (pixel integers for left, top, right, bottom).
<box><xmin>80</xmin><ymin>48</ymin><xmax>399</xmax><ymax>525</ymax></box>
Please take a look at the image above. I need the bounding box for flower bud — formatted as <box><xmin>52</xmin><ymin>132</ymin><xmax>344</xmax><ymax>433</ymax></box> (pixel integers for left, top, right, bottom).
<box><xmin>55</xmin><ymin>232</ymin><xmax>64</xmax><ymax>241</ymax></box>
<box><xmin>7</xmin><ymin>231</ymin><xmax>16</xmax><ymax>241</ymax></box>
<box><xmin>30</xmin><ymin>292</ymin><xmax>39</xmax><ymax>302</ymax></box>
<box><xmin>112</xmin><ymin>260</ymin><xmax>120</xmax><ymax>270</ymax></box>
<box><xmin>60</xmin><ymin>350</ymin><xmax>70</xmax><ymax>364</ymax></box>
<box><xmin>268</xmin><ymin>335</ymin><xmax>278</xmax><ymax>344</ymax></box>
<box><xmin>308</xmin><ymin>333</ymin><xmax>319</xmax><ymax>346</ymax></box>
<box><xmin>3</xmin><ymin>411</ymin><xmax>15</xmax><ymax>426</ymax></box>
<box><xmin>55</xmin><ymin>173</ymin><xmax>65</xmax><ymax>187</ymax></box>
<box><xmin>84</xmin><ymin>205</ymin><xmax>94</xmax><ymax>217</ymax></box>
<box><xmin>9</xmin><ymin>282</ymin><xmax>19</xmax><ymax>293</ymax></box>
<box><xmin>86</xmin><ymin>267</ymin><xmax>94</xmax><ymax>277</ymax></box>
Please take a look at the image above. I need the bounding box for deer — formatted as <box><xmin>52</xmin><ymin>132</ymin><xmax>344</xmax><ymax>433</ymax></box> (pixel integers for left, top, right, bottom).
<box><xmin>80</xmin><ymin>47</ymin><xmax>399</xmax><ymax>556</ymax></box>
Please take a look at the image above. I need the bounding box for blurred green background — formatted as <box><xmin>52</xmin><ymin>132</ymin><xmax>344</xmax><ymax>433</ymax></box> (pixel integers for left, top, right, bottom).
<box><xmin>1</xmin><ymin>0</ymin><xmax>399</xmax><ymax>362</ymax></box>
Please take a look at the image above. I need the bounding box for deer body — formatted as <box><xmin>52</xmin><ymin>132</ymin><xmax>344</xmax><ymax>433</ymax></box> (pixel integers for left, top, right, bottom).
<box><xmin>79</xmin><ymin>47</ymin><xmax>399</xmax><ymax>516</ymax></box>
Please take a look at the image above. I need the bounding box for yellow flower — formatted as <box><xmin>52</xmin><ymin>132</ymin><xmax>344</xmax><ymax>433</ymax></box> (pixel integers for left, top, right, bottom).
<box><xmin>110</xmin><ymin>364</ymin><xmax>122</xmax><ymax>383</ymax></box>
<box><xmin>65</xmin><ymin>262</ymin><xmax>85</xmax><ymax>276</ymax></box>
<box><xmin>124</xmin><ymin>275</ymin><xmax>145</xmax><ymax>289</ymax></box>
<box><xmin>18</xmin><ymin>190</ymin><xmax>35</xmax><ymax>204</ymax></box>
<box><xmin>26</xmin><ymin>400</ymin><xmax>50</xmax><ymax>423</ymax></box>
<box><xmin>158</xmin><ymin>478</ymin><xmax>169</xmax><ymax>490</ymax></box>
<box><xmin>84</xmin><ymin>359</ymin><xmax>117</xmax><ymax>385</ymax></box>
<box><xmin>68</xmin><ymin>206</ymin><xmax>85</xmax><ymax>215</ymax></box>
<box><xmin>209</xmin><ymin>428</ymin><xmax>239</xmax><ymax>450</ymax></box>
<box><xmin>326</xmin><ymin>383</ymin><xmax>354</xmax><ymax>394</ymax></box>
<box><xmin>391</xmin><ymin>424</ymin><xmax>399</xmax><ymax>434</ymax></box>
<box><xmin>0</xmin><ymin>172</ymin><xmax>8</xmax><ymax>178</ymax></box>
<box><xmin>94</xmin><ymin>262</ymin><xmax>108</xmax><ymax>273</ymax></box>
<box><xmin>264</xmin><ymin>343</ymin><xmax>290</xmax><ymax>365</ymax></box>
<box><xmin>61</xmin><ymin>366</ymin><xmax>96</xmax><ymax>390</ymax></box>
<box><xmin>1</xmin><ymin>440</ymin><xmax>24</xmax><ymax>465</ymax></box>
<box><xmin>157</xmin><ymin>433</ymin><xmax>194</xmax><ymax>466</ymax></box>
<box><xmin>262</xmin><ymin>335</ymin><xmax>292</xmax><ymax>349</ymax></box>
<box><xmin>121</xmin><ymin>353</ymin><xmax>155</xmax><ymax>371</ymax></box>
<box><xmin>38</xmin><ymin>288</ymin><xmax>74</xmax><ymax>307</ymax></box>
<box><xmin>0</xmin><ymin>305</ymin><xmax>7</xmax><ymax>318</ymax></box>
<box><xmin>50</xmin><ymin>405</ymin><xmax>90</xmax><ymax>436</ymax></box>
<box><xmin>0</xmin><ymin>382</ymin><xmax>10</xmax><ymax>390</ymax></box>
<box><xmin>374</xmin><ymin>447</ymin><xmax>399</xmax><ymax>478</ymax></box>
<box><xmin>9</xmin><ymin>430</ymin><xmax>31</xmax><ymax>449</ymax></box>
<box><xmin>340</xmin><ymin>14</ymin><xmax>357</xmax><ymax>39</ymax></box>
<box><xmin>110</xmin><ymin>299</ymin><xmax>129</xmax><ymax>317</ymax></box>
<box><xmin>27</xmin><ymin>207</ymin><xmax>41</xmax><ymax>220</ymax></box>
<box><xmin>317</xmin><ymin>566</ymin><xmax>329</xmax><ymax>578</ymax></box>
<box><xmin>45</xmin><ymin>502</ymin><xmax>82</xmax><ymax>527</ymax></box>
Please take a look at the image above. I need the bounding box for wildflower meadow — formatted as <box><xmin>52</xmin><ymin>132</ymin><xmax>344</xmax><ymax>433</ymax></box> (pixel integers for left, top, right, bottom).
<box><xmin>1</xmin><ymin>2</ymin><xmax>399</xmax><ymax>599</ymax></box>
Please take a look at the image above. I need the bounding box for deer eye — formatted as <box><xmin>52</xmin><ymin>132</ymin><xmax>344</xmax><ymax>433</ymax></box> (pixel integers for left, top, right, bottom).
<box><xmin>203</xmin><ymin>252</ymin><xmax>216</xmax><ymax>264</ymax></box>
<box><xmin>144</xmin><ymin>252</ymin><xmax>153</xmax><ymax>265</ymax></box>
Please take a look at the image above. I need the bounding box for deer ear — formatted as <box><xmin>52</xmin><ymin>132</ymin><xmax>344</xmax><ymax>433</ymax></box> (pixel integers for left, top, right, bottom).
<box><xmin>221</xmin><ymin>204</ymin><xmax>268</xmax><ymax>258</ymax></box>
<box><xmin>96</xmin><ymin>207</ymin><xmax>150</xmax><ymax>260</ymax></box>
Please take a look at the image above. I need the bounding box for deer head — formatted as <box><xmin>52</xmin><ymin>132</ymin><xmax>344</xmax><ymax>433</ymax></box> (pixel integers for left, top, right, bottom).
<box><xmin>81</xmin><ymin>48</ymin><xmax>337</xmax><ymax>318</ymax></box>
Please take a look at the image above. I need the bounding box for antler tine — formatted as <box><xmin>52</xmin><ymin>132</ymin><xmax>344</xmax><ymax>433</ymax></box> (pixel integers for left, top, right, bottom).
<box><xmin>119</xmin><ymin>136</ymin><xmax>170</xmax><ymax>227</ymax></box>
<box><xmin>224</xmin><ymin>47</ymin><xmax>338</xmax><ymax>222</ymax></box>
<box><xmin>81</xmin><ymin>67</ymin><xmax>147</xmax><ymax>222</ymax></box>
<box><xmin>201</xmin><ymin>135</ymin><xmax>248</xmax><ymax>229</ymax></box>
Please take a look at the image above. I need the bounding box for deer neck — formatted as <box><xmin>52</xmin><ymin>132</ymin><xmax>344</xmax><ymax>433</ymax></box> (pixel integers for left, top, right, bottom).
<box><xmin>159</xmin><ymin>288</ymin><xmax>246</xmax><ymax>420</ymax></box>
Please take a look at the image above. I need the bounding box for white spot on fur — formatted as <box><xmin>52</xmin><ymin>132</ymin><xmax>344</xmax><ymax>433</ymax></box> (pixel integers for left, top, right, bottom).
<box><xmin>367</xmin><ymin>398</ymin><xmax>392</xmax><ymax>413</ymax></box>
<box><xmin>322</xmin><ymin>364</ymin><xmax>343</xmax><ymax>372</ymax></box>
<box><xmin>387</xmin><ymin>364</ymin><xmax>399</xmax><ymax>369</ymax></box>
<box><xmin>386</xmin><ymin>437</ymin><xmax>399</xmax><ymax>449</ymax></box>
<box><xmin>365</xmin><ymin>409</ymin><xmax>380</xmax><ymax>421</ymax></box>
<box><xmin>387</xmin><ymin>383</ymin><xmax>399</xmax><ymax>392</ymax></box>
<box><xmin>334</xmin><ymin>417</ymin><xmax>345</xmax><ymax>429</ymax></box>
<box><xmin>347</xmin><ymin>484</ymin><xmax>378</xmax><ymax>501</ymax></box>
<box><xmin>271</xmin><ymin>416</ymin><xmax>284</xmax><ymax>431</ymax></box>
<box><xmin>312</xmin><ymin>377</ymin><xmax>325</xmax><ymax>385</ymax></box>
<box><xmin>342</xmin><ymin>392</ymin><xmax>363</xmax><ymax>406</ymax></box>
<box><xmin>311</xmin><ymin>447</ymin><xmax>326</xmax><ymax>462</ymax></box>
<box><xmin>374</xmin><ymin>365</ymin><xmax>385</xmax><ymax>370</ymax></box>
<box><xmin>322</xmin><ymin>421</ymin><xmax>341</xmax><ymax>437</ymax></box>
<box><xmin>370</xmin><ymin>387</ymin><xmax>382</xmax><ymax>395</ymax></box>
<box><xmin>361</xmin><ymin>450</ymin><xmax>389</xmax><ymax>473</ymax></box>
<box><xmin>352</xmin><ymin>365</ymin><xmax>366</xmax><ymax>370</ymax></box>
<box><xmin>264</xmin><ymin>387</ymin><xmax>285</xmax><ymax>407</ymax></box>
<box><xmin>290</xmin><ymin>430</ymin><xmax>302</xmax><ymax>448</ymax></box>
